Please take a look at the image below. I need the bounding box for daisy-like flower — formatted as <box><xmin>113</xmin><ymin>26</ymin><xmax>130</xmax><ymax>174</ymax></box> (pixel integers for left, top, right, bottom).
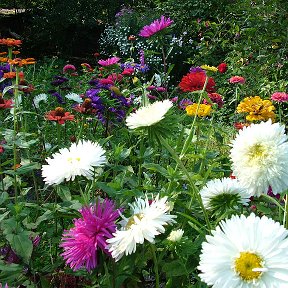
<box><xmin>60</xmin><ymin>199</ymin><xmax>121</xmax><ymax>271</ymax></box>
<box><xmin>42</xmin><ymin>140</ymin><xmax>106</xmax><ymax>185</ymax></box>
<box><xmin>33</xmin><ymin>93</ymin><xmax>48</xmax><ymax>108</ymax></box>
<box><xmin>198</xmin><ymin>213</ymin><xmax>288</xmax><ymax>288</ymax></box>
<box><xmin>45</xmin><ymin>107</ymin><xmax>75</xmax><ymax>124</ymax></box>
<box><xmin>0</xmin><ymin>96</ymin><xmax>13</xmax><ymax>109</ymax></box>
<box><xmin>107</xmin><ymin>195</ymin><xmax>176</xmax><ymax>261</ymax></box>
<box><xmin>179</xmin><ymin>98</ymin><xmax>193</xmax><ymax>110</ymax></box>
<box><xmin>0</xmin><ymin>38</ymin><xmax>22</xmax><ymax>47</ymax></box>
<box><xmin>186</xmin><ymin>103</ymin><xmax>212</xmax><ymax>117</ymax></box>
<box><xmin>271</xmin><ymin>92</ymin><xmax>288</xmax><ymax>103</ymax></box>
<box><xmin>237</xmin><ymin>96</ymin><xmax>275</xmax><ymax>122</ymax></box>
<box><xmin>229</xmin><ymin>76</ymin><xmax>246</xmax><ymax>84</ymax></box>
<box><xmin>200</xmin><ymin>177</ymin><xmax>250</xmax><ymax>211</ymax></box>
<box><xmin>126</xmin><ymin>99</ymin><xmax>173</xmax><ymax>129</ymax></box>
<box><xmin>65</xmin><ymin>92</ymin><xmax>83</xmax><ymax>103</ymax></box>
<box><xmin>98</xmin><ymin>56</ymin><xmax>120</xmax><ymax>66</ymax></box>
<box><xmin>139</xmin><ymin>15</ymin><xmax>173</xmax><ymax>38</ymax></box>
<box><xmin>167</xmin><ymin>229</ymin><xmax>184</xmax><ymax>242</ymax></box>
<box><xmin>179</xmin><ymin>71</ymin><xmax>216</xmax><ymax>93</ymax></box>
<box><xmin>230</xmin><ymin>120</ymin><xmax>288</xmax><ymax>196</ymax></box>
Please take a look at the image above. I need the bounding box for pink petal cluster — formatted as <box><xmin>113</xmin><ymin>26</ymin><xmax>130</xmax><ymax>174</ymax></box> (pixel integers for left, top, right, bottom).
<box><xmin>271</xmin><ymin>92</ymin><xmax>288</xmax><ymax>103</ymax></box>
<box><xmin>98</xmin><ymin>56</ymin><xmax>120</xmax><ymax>66</ymax></box>
<box><xmin>63</xmin><ymin>64</ymin><xmax>76</xmax><ymax>74</ymax></box>
<box><xmin>203</xmin><ymin>92</ymin><xmax>224</xmax><ymax>108</ymax></box>
<box><xmin>60</xmin><ymin>199</ymin><xmax>121</xmax><ymax>271</ymax></box>
<box><xmin>139</xmin><ymin>16</ymin><xmax>173</xmax><ymax>38</ymax></box>
<box><xmin>229</xmin><ymin>76</ymin><xmax>246</xmax><ymax>84</ymax></box>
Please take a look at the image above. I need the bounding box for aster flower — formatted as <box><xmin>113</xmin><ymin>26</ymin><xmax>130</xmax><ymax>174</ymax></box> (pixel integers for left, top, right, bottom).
<box><xmin>42</xmin><ymin>140</ymin><xmax>106</xmax><ymax>185</ymax></box>
<box><xmin>33</xmin><ymin>93</ymin><xmax>48</xmax><ymax>108</ymax></box>
<box><xmin>200</xmin><ymin>177</ymin><xmax>250</xmax><ymax>211</ymax></box>
<box><xmin>178</xmin><ymin>98</ymin><xmax>193</xmax><ymax>110</ymax></box>
<box><xmin>229</xmin><ymin>76</ymin><xmax>246</xmax><ymax>84</ymax></box>
<box><xmin>139</xmin><ymin>15</ymin><xmax>173</xmax><ymax>38</ymax></box>
<box><xmin>237</xmin><ymin>96</ymin><xmax>275</xmax><ymax>122</ymax></box>
<box><xmin>179</xmin><ymin>71</ymin><xmax>216</xmax><ymax>93</ymax></box>
<box><xmin>271</xmin><ymin>92</ymin><xmax>288</xmax><ymax>103</ymax></box>
<box><xmin>217</xmin><ymin>62</ymin><xmax>228</xmax><ymax>73</ymax></box>
<box><xmin>230</xmin><ymin>120</ymin><xmax>288</xmax><ymax>196</ymax></box>
<box><xmin>60</xmin><ymin>199</ymin><xmax>121</xmax><ymax>271</ymax></box>
<box><xmin>51</xmin><ymin>75</ymin><xmax>69</xmax><ymax>86</ymax></box>
<box><xmin>189</xmin><ymin>66</ymin><xmax>205</xmax><ymax>73</ymax></box>
<box><xmin>107</xmin><ymin>195</ymin><xmax>176</xmax><ymax>261</ymax></box>
<box><xmin>198</xmin><ymin>213</ymin><xmax>288</xmax><ymax>288</ymax></box>
<box><xmin>45</xmin><ymin>107</ymin><xmax>75</xmax><ymax>125</ymax></box>
<box><xmin>65</xmin><ymin>92</ymin><xmax>83</xmax><ymax>103</ymax></box>
<box><xmin>186</xmin><ymin>103</ymin><xmax>212</xmax><ymax>117</ymax></box>
<box><xmin>126</xmin><ymin>99</ymin><xmax>173</xmax><ymax>129</ymax></box>
<box><xmin>167</xmin><ymin>229</ymin><xmax>184</xmax><ymax>242</ymax></box>
<box><xmin>98</xmin><ymin>56</ymin><xmax>120</xmax><ymax>66</ymax></box>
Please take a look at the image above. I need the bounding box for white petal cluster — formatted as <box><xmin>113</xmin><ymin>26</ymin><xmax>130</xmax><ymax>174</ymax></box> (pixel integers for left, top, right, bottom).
<box><xmin>33</xmin><ymin>93</ymin><xmax>48</xmax><ymax>108</ymax></box>
<box><xmin>230</xmin><ymin>120</ymin><xmax>288</xmax><ymax>196</ymax></box>
<box><xmin>65</xmin><ymin>93</ymin><xmax>83</xmax><ymax>103</ymax></box>
<box><xmin>42</xmin><ymin>140</ymin><xmax>106</xmax><ymax>185</ymax></box>
<box><xmin>167</xmin><ymin>229</ymin><xmax>184</xmax><ymax>242</ymax></box>
<box><xmin>126</xmin><ymin>100</ymin><xmax>173</xmax><ymax>129</ymax></box>
<box><xmin>200</xmin><ymin>177</ymin><xmax>250</xmax><ymax>210</ymax></box>
<box><xmin>107</xmin><ymin>195</ymin><xmax>176</xmax><ymax>261</ymax></box>
<box><xmin>198</xmin><ymin>213</ymin><xmax>288</xmax><ymax>288</ymax></box>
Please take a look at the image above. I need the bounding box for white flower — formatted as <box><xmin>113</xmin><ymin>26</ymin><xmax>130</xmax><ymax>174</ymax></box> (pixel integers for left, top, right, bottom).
<box><xmin>167</xmin><ymin>229</ymin><xmax>184</xmax><ymax>242</ymax></box>
<box><xmin>126</xmin><ymin>100</ymin><xmax>173</xmax><ymax>129</ymax></box>
<box><xmin>33</xmin><ymin>93</ymin><xmax>48</xmax><ymax>108</ymax></box>
<box><xmin>198</xmin><ymin>213</ymin><xmax>288</xmax><ymax>288</ymax></box>
<box><xmin>107</xmin><ymin>195</ymin><xmax>176</xmax><ymax>261</ymax></box>
<box><xmin>42</xmin><ymin>140</ymin><xmax>106</xmax><ymax>185</ymax></box>
<box><xmin>65</xmin><ymin>93</ymin><xmax>83</xmax><ymax>103</ymax></box>
<box><xmin>200</xmin><ymin>177</ymin><xmax>250</xmax><ymax>210</ymax></box>
<box><xmin>230</xmin><ymin>120</ymin><xmax>288</xmax><ymax>196</ymax></box>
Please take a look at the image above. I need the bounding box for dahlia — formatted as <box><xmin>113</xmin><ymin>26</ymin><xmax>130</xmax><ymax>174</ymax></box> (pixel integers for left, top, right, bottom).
<box><xmin>107</xmin><ymin>195</ymin><xmax>176</xmax><ymax>261</ymax></box>
<box><xmin>42</xmin><ymin>140</ymin><xmax>106</xmax><ymax>185</ymax></box>
<box><xmin>271</xmin><ymin>92</ymin><xmax>288</xmax><ymax>103</ymax></box>
<box><xmin>198</xmin><ymin>213</ymin><xmax>288</xmax><ymax>288</ymax></box>
<box><xmin>60</xmin><ymin>199</ymin><xmax>121</xmax><ymax>271</ymax></box>
<box><xmin>230</xmin><ymin>120</ymin><xmax>288</xmax><ymax>196</ymax></box>
<box><xmin>139</xmin><ymin>15</ymin><xmax>173</xmax><ymax>38</ymax></box>
<box><xmin>186</xmin><ymin>103</ymin><xmax>212</xmax><ymax>117</ymax></box>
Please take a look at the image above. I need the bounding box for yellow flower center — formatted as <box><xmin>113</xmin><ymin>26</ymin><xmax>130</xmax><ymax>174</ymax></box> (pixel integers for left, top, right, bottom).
<box><xmin>248</xmin><ymin>143</ymin><xmax>267</xmax><ymax>162</ymax></box>
<box><xmin>234</xmin><ymin>252</ymin><xmax>264</xmax><ymax>281</ymax></box>
<box><xmin>126</xmin><ymin>213</ymin><xmax>144</xmax><ymax>229</ymax></box>
<box><xmin>67</xmin><ymin>157</ymin><xmax>81</xmax><ymax>163</ymax></box>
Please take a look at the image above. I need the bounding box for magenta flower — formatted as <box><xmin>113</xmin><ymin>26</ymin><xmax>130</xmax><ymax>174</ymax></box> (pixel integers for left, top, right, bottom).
<box><xmin>229</xmin><ymin>76</ymin><xmax>246</xmax><ymax>84</ymax></box>
<box><xmin>63</xmin><ymin>64</ymin><xmax>76</xmax><ymax>74</ymax></box>
<box><xmin>139</xmin><ymin>15</ymin><xmax>173</xmax><ymax>38</ymax></box>
<box><xmin>60</xmin><ymin>199</ymin><xmax>121</xmax><ymax>271</ymax></box>
<box><xmin>271</xmin><ymin>92</ymin><xmax>288</xmax><ymax>103</ymax></box>
<box><xmin>0</xmin><ymin>284</ymin><xmax>8</xmax><ymax>288</ymax></box>
<box><xmin>98</xmin><ymin>56</ymin><xmax>120</xmax><ymax>66</ymax></box>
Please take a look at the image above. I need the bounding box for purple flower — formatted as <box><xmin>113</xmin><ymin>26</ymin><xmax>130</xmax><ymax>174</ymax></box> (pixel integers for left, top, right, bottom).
<box><xmin>139</xmin><ymin>49</ymin><xmax>145</xmax><ymax>66</ymax></box>
<box><xmin>179</xmin><ymin>98</ymin><xmax>193</xmax><ymax>110</ymax></box>
<box><xmin>51</xmin><ymin>76</ymin><xmax>69</xmax><ymax>86</ymax></box>
<box><xmin>48</xmin><ymin>90</ymin><xmax>65</xmax><ymax>104</ymax></box>
<box><xmin>60</xmin><ymin>199</ymin><xmax>121</xmax><ymax>271</ymax></box>
<box><xmin>189</xmin><ymin>66</ymin><xmax>205</xmax><ymax>73</ymax></box>
<box><xmin>98</xmin><ymin>57</ymin><xmax>121</xmax><ymax>67</ymax></box>
<box><xmin>139</xmin><ymin>15</ymin><xmax>173</xmax><ymax>38</ymax></box>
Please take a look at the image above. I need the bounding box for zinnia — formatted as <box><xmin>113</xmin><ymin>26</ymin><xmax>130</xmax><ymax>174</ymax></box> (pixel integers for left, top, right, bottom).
<box><xmin>271</xmin><ymin>92</ymin><xmax>288</xmax><ymax>103</ymax></box>
<box><xmin>45</xmin><ymin>107</ymin><xmax>75</xmax><ymax>124</ymax></box>
<box><xmin>186</xmin><ymin>103</ymin><xmax>212</xmax><ymax>117</ymax></box>
<box><xmin>60</xmin><ymin>199</ymin><xmax>121</xmax><ymax>271</ymax></box>
<box><xmin>98</xmin><ymin>57</ymin><xmax>120</xmax><ymax>66</ymax></box>
<box><xmin>139</xmin><ymin>15</ymin><xmax>173</xmax><ymax>38</ymax></box>
<box><xmin>217</xmin><ymin>62</ymin><xmax>228</xmax><ymax>73</ymax></box>
<box><xmin>0</xmin><ymin>97</ymin><xmax>13</xmax><ymax>109</ymax></box>
<box><xmin>229</xmin><ymin>76</ymin><xmax>246</xmax><ymax>84</ymax></box>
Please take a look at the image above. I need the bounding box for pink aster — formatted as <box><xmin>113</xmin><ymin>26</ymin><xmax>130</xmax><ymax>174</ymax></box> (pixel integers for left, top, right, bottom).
<box><xmin>271</xmin><ymin>92</ymin><xmax>288</xmax><ymax>103</ymax></box>
<box><xmin>229</xmin><ymin>76</ymin><xmax>246</xmax><ymax>84</ymax></box>
<box><xmin>98</xmin><ymin>56</ymin><xmax>120</xmax><ymax>66</ymax></box>
<box><xmin>60</xmin><ymin>199</ymin><xmax>121</xmax><ymax>271</ymax></box>
<box><xmin>139</xmin><ymin>15</ymin><xmax>173</xmax><ymax>38</ymax></box>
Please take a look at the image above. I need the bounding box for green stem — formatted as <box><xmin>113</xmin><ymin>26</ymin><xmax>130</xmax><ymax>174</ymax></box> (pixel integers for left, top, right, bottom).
<box><xmin>284</xmin><ymin>194</ymin><xmax>288</xmax><ymax>229</ymax></box>
<box><xmin>57</xmin><ymin>123</ymin><xmax>61</xmax><ymax>147</ymax></box>
<box><xmin>76</xmin><ymin>117</ymin><xmax>85</xmax><ymax>143</ymax></box>
<box><xmin>150</xmin><ymin>244</ymin><xmax>160</xmax><ymax>288</ymax></box>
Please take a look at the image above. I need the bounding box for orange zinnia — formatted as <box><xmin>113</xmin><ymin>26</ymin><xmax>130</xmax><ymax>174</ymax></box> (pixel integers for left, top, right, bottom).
<box><xmin>0</xmin><ymin>38</ymin><xmax>22</xmax><ymax>47</ymax></box>
<box><xmin>45</xmin><ymin>107</ymin><xmax>75</xmax><ymax>124</ymax></box>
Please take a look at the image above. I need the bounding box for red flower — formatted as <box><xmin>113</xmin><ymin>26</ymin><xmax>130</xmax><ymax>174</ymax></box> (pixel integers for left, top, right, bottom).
<box><xmin>229</xmin><ymin>76</ymin><xmax>246</xmax><ymax>84</ymax></box>
<box><xmin>0</xmin><ymin>38</ymin><xmax>22</xmax><ymax>47</ymax></box>
<box><xmin>203</xmin><ymin>92</ymin><xmax>224</xmax><ymax>108</ymax></box>
<box><xmin>217</xmin><ymin>63</ymin><xmax>227</xmax><ymax>73</ymax></box>
<box><xmin>233</xmin><ymin>122</ymin><xmax>250</xmax><ymax>130</ymax></box>
<box><xmin>0</xmin><ymin>97</ymin><xmax>13</xmax><ymax>109</ymax></box>
<box><xmin>73</xmin><ymin>98</ymin><xmax>97</xmax><ymax>115</ymax></box>
<box><xmin>45</xmin><ymin>107</ymin><xmax>75</xmax><ymax>124</ymax></box>
<box><xmin>121</xmin><ymin>68</ymin><xmax>134</xmax><ymax>76</ymax></box>
<box><xmin>179</xmin><ymin>71</ymin><xmax>216</xmax><ymax>93</ymax></box>
<box><xmin>0</xmin><ymin>145</ymin><xmax>4</xmax><ymax>154</ymax></box>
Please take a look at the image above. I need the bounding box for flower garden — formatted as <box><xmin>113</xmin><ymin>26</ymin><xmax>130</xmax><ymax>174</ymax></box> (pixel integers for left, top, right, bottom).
<box><xmin>0</xmin><ymin>2</ymin><xmax>288</xmax><ymax>287</ymax></box>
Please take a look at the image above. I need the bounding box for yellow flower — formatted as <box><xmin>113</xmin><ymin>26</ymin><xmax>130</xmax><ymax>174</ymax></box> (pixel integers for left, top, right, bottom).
<box><xmin>237</xmin><ymin>96</ymin><xmax>275</xmax><ymax>122</ymax></box>
<box><xmin>201</xmin><ymin>65</ymin><xmax>218</xmax><ymax>73</ymax></box>
<box><xmin>186</xmin><ymin>103</ymin><xmax>212</xmax><ymax>117</ymax></box>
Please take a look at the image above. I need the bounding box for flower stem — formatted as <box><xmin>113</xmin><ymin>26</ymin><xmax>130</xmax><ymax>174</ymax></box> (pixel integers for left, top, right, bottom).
<box><xmin>283</xmin><ymin>194</ymin><xmax>288</xmax><ymax>229</ymax></box>
<box><xmin>150</xmin><ymin>244</ymin><xmax>160</xmax><ymax>288</ymax></box>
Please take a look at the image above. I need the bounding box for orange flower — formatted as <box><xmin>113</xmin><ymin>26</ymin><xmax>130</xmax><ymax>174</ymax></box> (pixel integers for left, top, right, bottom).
<box><xmin>8</xmin><ymin>57</ymin><xmax>36</xmax><ymax>67</ymax></box>
<box><xmin>45</xmin><ymin>107</ymin><xmax>75</xmax><ymax>124</ymax></box>
<box><xmin>0</xmin><ymin>52</ymin><xmax>7</xmax><ymax>56</ymax></box>
<box><xmin>0</xmin><ymin>38</ymin><xmax>22</xmax><ymax>47</ymax></box>
<box><xmin>0</xmin><ymin>57</ymin><xmax>8</xmax><ymax>62</ymax></box>
<box><xmin>3</xmin><ymin>72</ymin><xmax>16</xmax><ymax>79</ymax></box>
<box><xmin>12</xmin><ymin>50</ymin><xmax>21</xmax><ymax>55</ymax></box>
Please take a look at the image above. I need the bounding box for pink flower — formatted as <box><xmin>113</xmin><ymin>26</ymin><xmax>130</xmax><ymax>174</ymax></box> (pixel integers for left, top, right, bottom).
<box><xmin>229</xmin><ymin>76</ymin><xmax>246</xmax><ymax>84</ymax></box>
<box><xmin>121</xmin><ymin>68</ymin><xmax>134</xmax><ymax>76</ymax></box>
<box><xmin>98</xmin><ymin>56</ymin><xmax>120</xmax><ymax>66</ymax></box>
<box><xmin>98</xmin><ymin>78</ymin><xmax>114</xmax><ymax>85</ymax></box>
<box><xmin>107</xmin><ymin>73</ymin><xmax>123</xmax><ymax>83</ymax></box>
<box><xmin>203</xmin><ymin>92</ymin><xmax>224</xmax><ymax>108</ymax></box>
<box><xmin>271</xmin><ymin>92</ymin><xmax>288</xmax><ymax>103</ymax></box>
<box><xmin>139</xmin><ymin>15</ymin><xmax>173</xmax><ymax>38</ymax></box>
<box><xmin>63</xmin><ymin>64</ymin><xmax>76</xmax><ymax>74</ymax></box>
<box><xmin>60</xmin><ymin>199</ymin><xmax>121</xmax><ymax>271</ymax></box>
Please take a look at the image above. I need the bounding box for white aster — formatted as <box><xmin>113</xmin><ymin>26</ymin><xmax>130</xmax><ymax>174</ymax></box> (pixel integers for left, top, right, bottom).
<box><xmin>107</xmin><ymin>195</ymin><xmax>176</xmax><ymax>261</ymax></box>
<box><xmin>33</xmin><ymin>93</ymin><xmax>48</xmax><ymax>108</ymax></box>
<box><xmin>200</xmin><ymin>177</ymin><xmax>250</xmax><ymax>210</ymax></box>
<box><xmin>167</xmin><ymin>229</ymin><xmax>184</xmax><ymax>242</ymax></box>
<box><xmin>42</xmin><ymin>140</ymin><xmax>106</xmax><ymax>185</ymax></box>
<box><xmin>65</xmin><ymin>92</ymin><xmax>83</xmax><ymax>103</ymax></box>
<box><xmin>198</xmin><ymin>213</ymin><xmax>288</xmax><ymax>288</ymax></box>
<box><xmin>125</xmin><ymin>99</ymin><xmax>173</xmax><ymax>129</ymax></box>
<box><xmin>230</xmin><ymin>120</ymin><xmax>288</xmax><ymax>196</ymax></box>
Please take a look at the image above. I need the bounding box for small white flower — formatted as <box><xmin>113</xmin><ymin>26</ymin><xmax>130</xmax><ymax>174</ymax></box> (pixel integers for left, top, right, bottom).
<box><xmin>167</xmin><ymin>229</ymin><xmax>184</xmax><ymax>242</ymax></box>
<box><xmin>65</xmin><ymin>93</ymin><xmax>83</xmax><ymax>103</ymax></box>
<box><xmin>107</xmin><ymin>195</ymin><xmax>176</xmax><ymax>261</ymax></box>
<box><xmin>200</xmin><ymin>177</ymin><xmax>250</xmax><ymax>210</ymax></box>
<box><xmin>126</xmin><ymin>100</ymin><xmax>173</xmax><ymax>129</ymax></box>
<box><xmin>42</xmin><ymin>140</ymin><xmax>106</xmax><ymax>185</ymax></box>
<box><xmin>230</xmin><ymin>120</ymin><xmax>288</xmax><ymax>196</ymax></box>
<box><xmin>33</xmin><ymin>93</ymin><xmax>48</xmax><ymax>108</ymax></box>
<box><xmin>198</xmin><ymin>213</ymin><xmax>288</xmax><ymax>288</ymax></box>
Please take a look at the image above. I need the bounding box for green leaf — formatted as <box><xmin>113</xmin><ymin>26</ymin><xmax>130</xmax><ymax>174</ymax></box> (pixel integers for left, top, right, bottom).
<box><xmin>142</xmin><ymin>163</ymin><xmax>169</xmax><ymax>177</ymax></box>
<box><xmin>162</xmin><ymin>260</ymin><xmax>187</xmax><ymax>277</ymax></box>
<box><xmin>0</xmin><ymin>192</ymin><xmax>9</xmax><ymax>204</ymax></box>
<box><xmin>57</xmin><ymin>185</ymin><xmax>72</xmax><ymax>201</ymax></box>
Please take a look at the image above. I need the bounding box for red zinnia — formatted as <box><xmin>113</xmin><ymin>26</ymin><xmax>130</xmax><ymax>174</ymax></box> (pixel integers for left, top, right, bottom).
<box><xmin>271</xmin><ymin>92</ymin><xmax>288</xmax><ymax>103</ymax></box>
<box><xmin>45</xmin><ymin>107</ymin><xmax>75</xmax><ymax>124</ymax></box>
<box><xmin>0</xmin><ymin>97</ymin><xmax>13</xmax><ymax>109</ymax></box>
<box><xmin>217</xmin><ymin>62</ymin><xmax>227</xmax><ymax>73</ymax></box>
<box><xmin>179</xmin><ymin>71</ymin><xmax>216</xmax><ymax>93</ymax></box>
<box><xmin>229</xmin><ymin>76</ymin><xmax>246</xmax><ymax>84</ymax></box>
